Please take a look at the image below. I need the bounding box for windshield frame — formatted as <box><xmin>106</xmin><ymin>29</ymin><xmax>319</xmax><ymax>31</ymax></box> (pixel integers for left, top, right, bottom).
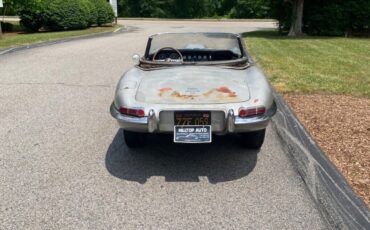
<box><xmin>141</xmin><ymin>32</ymin><xmax>250</xmax><ymax>67</ymax></box>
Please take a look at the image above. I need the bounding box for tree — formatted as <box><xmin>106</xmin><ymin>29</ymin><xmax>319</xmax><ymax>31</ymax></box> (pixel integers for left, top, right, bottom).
<box><xmin>229</xmin><ymin>0</ymin><xmax>271</xmax><ymax>19</ymax></box>
<box><xmin>286</xmin><ymin>0</ymin><xmax>304</xmax><ymax>36</ymax></box>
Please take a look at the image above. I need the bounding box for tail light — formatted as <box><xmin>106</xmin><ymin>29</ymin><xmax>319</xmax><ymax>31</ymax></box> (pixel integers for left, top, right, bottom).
<box><xmin>119</xmin><ymin>107</ymin><xmax>145</xmax><ymax>117</ymax></box>
<box><xmin>239</xmin><ymin>106</ymin><xmax>266</xmax><ymax>117</ymax></box>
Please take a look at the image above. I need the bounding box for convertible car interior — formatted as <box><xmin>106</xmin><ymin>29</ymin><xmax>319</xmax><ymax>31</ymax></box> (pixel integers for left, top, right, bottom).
<box><xmin>139</xmin><ymin>32</ymin><xmax>249</xmax><ymax>67</ymax></box>
<box><xmin>148</xmin><ymin>49</ymin><xmax>240</xmax><ymax>62</ymax></box>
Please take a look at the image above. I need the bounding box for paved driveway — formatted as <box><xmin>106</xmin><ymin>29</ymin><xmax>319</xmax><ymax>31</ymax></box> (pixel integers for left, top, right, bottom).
<box><xmin>0</xmin><ymin>20</ymin><xmax>328</xmax><ymax>229</ymax></box>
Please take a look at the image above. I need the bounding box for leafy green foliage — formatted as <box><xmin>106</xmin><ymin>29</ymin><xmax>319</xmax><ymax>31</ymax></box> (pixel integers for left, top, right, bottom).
<box><xmin>0</xmin><ymin>21</ymin><xmax>23</xmax><ymax>32</ymax></box>
<box><xmin>269</xmin><ymin>0</ymin><xmax>290</xmax><ymax>33</ymax></box>
<box><xmin>45</xmin><ymin>0</ymin><xmax>90</xmax><ymax>30</ymax></box>
<box><xmin>117</xmin><ymin>0</ymin><xmax>271</xmax><ymax>18</ymax></box>
<box><xmin>272</xmin><ymin>0</ymin><xmax>370</xmax><ymax>36</ymax></box>
<box><xmin>116</xmin><ymin>0</ymin><xmax>369</xmax><ymax>36</ymax></box>
<box><xmin>91</xmin><ymin>0</ymin><xmax>115</xmax><ymax>25</ymax></box>
<box><xmin>6</xmin><ymin>0</ymin><xmax>114</xmax><ymax>31</ymax></box>
<box><xmin>0</xmin><ymin>22</ymin><xmax>14</xmax><ymax>32</ymax></box>
<box><xmin>229</xmin><ymin>0</ymin><xmax>270</xmax><ymax>18</ymax></box>
<box><xmin>118</xmin><ymin>0</ymin><xmax>168</xmax><ymax>18</ymax></box>
<box><xmin>166</xmin><ymin>0</ymin><xmax>208</xmax><ymax>18</ymax></box>
<box><xmin>0</xmin><ymin>0</ymin><xmax>17</xmax><ymax>16</ymax></box>
<box><xmin>83</xmin><ymin>0</ymin><xmax>99</xmax><ymax>26</ymax></box>
<box><xmin>5</xmin><ymin>0</ymin><xmax>370</xmax><ymax>36</ymax></box>
<box><xmin>17</xmin><ymin>0</ymin><xmax>46</xmax><ymax>32</ymax></box>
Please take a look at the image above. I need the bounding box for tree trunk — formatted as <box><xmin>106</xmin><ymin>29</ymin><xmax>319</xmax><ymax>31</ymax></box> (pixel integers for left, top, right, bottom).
<box><xmin>288</xmin><ymin>0</ymin><xmax>304</xmax><ymax>36</ymax></box>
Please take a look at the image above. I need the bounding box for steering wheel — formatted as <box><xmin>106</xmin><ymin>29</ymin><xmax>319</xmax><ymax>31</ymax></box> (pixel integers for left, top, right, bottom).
<box><xmin>152</xmin><ymin>47</ymin><xmax>184</xmax><ymax>63</ymax></box>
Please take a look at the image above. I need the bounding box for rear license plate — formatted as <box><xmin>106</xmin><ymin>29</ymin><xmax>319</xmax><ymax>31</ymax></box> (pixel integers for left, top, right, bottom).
<box><xmin>174</xmin><ymin>111</ymin><xmax>212</xmax><ymax>143</ymax></box>
<box><xmin>174</xmin><ymin>125</ymin><xmax>212</xmax><ymax>143</ymax></box>
<box><xmin>174</xmin><ymin>111</ymin><xmax>211</xmax><ymax>126</ymax></box>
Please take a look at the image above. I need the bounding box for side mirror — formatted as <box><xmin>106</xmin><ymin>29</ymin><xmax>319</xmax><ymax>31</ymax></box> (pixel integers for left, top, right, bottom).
<box><xmin>132</xmin><ymin>54</ymin><xmax>141</xmax><ymax>65</ymax></box>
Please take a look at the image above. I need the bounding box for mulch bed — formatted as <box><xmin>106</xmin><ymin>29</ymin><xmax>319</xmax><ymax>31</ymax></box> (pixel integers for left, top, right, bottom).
<box><xmin>283</xmin><ymin>94</ymin><xmax>370</xmax><ymax>208</ymax></box>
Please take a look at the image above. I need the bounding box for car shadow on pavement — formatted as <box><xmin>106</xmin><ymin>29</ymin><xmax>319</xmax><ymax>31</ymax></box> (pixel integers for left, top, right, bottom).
<box><xmin>105</xmin><ymin>129</ymin><xmax>258</xmax><ymax>184</ymax></box>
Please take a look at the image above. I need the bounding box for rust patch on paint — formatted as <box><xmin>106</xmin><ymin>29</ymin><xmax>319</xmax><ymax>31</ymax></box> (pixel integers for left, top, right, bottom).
<box><xmin>215</xmin><ymin>86</ymin><xmax>237</xmax><ymax>98</ymax></box>
<box><xmin>171</xmin><ymin>91</ymin><xmax>197</xmax><ymax>100</ymax></box>
<box><xmin>159</xmin><ymin>87</ymin><xmax>173</xmax><ymax>96</ymax></box>
<box><xmin>158</xmin><ymin>86</ymin><xmax>239</xmax><ymax>101</ymax></box>
<box><xmin>203</xmin><ymin>89</ymin><xmax>237</xmax><ymax>98</ymax></box>
<box><xmin>228</xmin><ymin>92</ymin><xmax>237</xmax><ymax>97</ymax></box>
<box><xmin>254</xmin><ymin>98</ymin><xmax>259</xmax><ymax>103</ymax></box>
<box><xmin>216</xmin><ymin>86</ymin><xmax>233</xmax><ymax>94</ymax></box>
<box><xmin>202</xmin><ymin>89</ymin><xmax>214</xmax><ymax>97</ymax></box>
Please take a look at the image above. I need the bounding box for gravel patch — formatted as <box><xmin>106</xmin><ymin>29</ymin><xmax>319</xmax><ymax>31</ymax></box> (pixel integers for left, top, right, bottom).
<box><xmin>284</xmin><ymin>94</ymin><xmax>370</xmax><ymax>208</ymax></box>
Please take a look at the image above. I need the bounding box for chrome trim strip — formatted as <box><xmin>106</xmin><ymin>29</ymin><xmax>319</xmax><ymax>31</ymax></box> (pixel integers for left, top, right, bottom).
<box><xmin>227</xmin><ymin>109</ymin><xmax>235</xmax><ymax>133</ymax></box>
<box><xmin>234</xmin><ymin>115</ymin><xmax>270</xmax><ymax>125</ymax></box>
<box><xmin>148</xmin><ymin>109</ymin><xmax>158</xmax><ymax>133</ymax></box>
<box><xmin>110</xmin><ymin>103</ymin><xmax>148</xmax><ymax>125</ymax></box>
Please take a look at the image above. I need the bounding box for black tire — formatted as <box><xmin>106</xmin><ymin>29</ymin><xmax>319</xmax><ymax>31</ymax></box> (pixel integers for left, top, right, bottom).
<box><xmin>123</xmin><ymin>130</ymin><xmax>146</xmax><ymax>148</ymax></box>
<box><xmin>238</xmin><ymin>129</ymin><xmax>266</xmax><ymax>149</ymax></box>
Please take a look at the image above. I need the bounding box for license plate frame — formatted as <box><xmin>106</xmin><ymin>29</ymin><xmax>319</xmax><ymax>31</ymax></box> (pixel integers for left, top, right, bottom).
<box><xmin>174</xmin><ymin>125</ymin><xmax>212</xmax><ymax>143</ymax></box>
<box><xmin>174</xmin><ymin>111</ymin><xmax>211</xmax><ymax>126</ymax></box>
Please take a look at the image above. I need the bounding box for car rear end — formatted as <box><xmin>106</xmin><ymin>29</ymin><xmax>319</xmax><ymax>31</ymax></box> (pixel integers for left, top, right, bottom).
<box><xmin>110</xmin><ymin>65</ymin><xmax>276</xmax><ymax>146</ymax></box>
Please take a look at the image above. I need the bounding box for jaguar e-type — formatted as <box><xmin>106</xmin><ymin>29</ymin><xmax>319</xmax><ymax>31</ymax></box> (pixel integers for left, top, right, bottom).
<box><xmin>110</xmin><ymin>32</ymin><xmax>276</xmax><ymax>148</ymax></box>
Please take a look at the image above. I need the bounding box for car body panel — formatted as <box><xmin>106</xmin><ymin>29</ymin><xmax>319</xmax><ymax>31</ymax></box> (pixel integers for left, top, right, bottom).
<box><xmin>135</xmin><ymin>66</ymin><xmax>250</xmax><ymax>104</ymax></box>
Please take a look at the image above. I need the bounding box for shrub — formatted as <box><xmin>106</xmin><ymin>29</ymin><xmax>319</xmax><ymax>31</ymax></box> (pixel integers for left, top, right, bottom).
<box><xmin>18</xmin><ymin>0</ymin><xmax>46</xmax><ymax>32</ymax></box>
<box><xmin>0</xmin><ymin>22</ymin><xmax>14</xmax><ymax>32</ymax></box>
<box><xmin>91</xmin><ymin>0</ymin><xmax>115</xmax><ymax>26</ymax></box>
<box><xmin>83</xmin><ymin>0</ymin><xmax>98</xmax><ymax>26</ymax></box>
<box><xmin>342</xmin><ymin>0</ymin><xmax>370</xmax><ymax>36</ymax></box>
<box><xmin>301</xmin><ymin>3</ymin><xmax>340</xmax><ymax>36</ymax></box>
<box><xmin>303</xmin><ymin>0</ymin><xmax>370</xmax><ymax>36</ymax></box>
<box><xmin>45</xmin><ymin>0</ymin><xmax>90</xmax><ymax>30</ymax></box>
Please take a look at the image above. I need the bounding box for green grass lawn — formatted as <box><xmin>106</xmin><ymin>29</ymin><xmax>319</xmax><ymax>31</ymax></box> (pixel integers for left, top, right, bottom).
<box><xmin>244</xmin><ymin>30</ymin><xmax>370</xmax><ymax>97</ymax></box>
<box><xmin>0</xmin><ymin>22</ymin><xmax>121</xmax><ymax>49</ymax></box>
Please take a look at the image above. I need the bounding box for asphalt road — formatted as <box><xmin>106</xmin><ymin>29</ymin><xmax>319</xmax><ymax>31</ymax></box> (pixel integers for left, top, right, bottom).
<box><xmin>0</xmin><ymin>20</ymin><xmax>328</xmax><ymax>229</ymax></box>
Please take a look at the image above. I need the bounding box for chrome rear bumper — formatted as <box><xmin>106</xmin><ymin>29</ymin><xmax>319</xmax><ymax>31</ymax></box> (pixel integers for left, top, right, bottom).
<box><xmin>110</xmin><ymin>102</ymin><xmax>277</xmax><ymax>133</ymax></box>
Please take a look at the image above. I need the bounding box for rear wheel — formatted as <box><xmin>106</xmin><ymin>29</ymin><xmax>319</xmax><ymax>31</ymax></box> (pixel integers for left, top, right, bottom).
<box><xmin>123</xmin><ymin>130</ymin><xmax>146</xmax><ymax>148</ymax></box>
<box><xmin>238</xmin><ymin>129</ymin><xmax>266</xmax><ymax>149</ymax></box>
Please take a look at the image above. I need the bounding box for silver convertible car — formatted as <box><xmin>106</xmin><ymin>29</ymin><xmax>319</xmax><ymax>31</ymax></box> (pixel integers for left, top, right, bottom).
<box><xmin>110</xmin><ymin>32</ymin><xmax>276</xmax><ymax>148</ymax></box>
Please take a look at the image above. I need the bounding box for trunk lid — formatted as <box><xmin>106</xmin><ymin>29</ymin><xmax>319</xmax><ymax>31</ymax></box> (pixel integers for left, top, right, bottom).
<box><xmin>136</xmin><ymin>67</ymin><xmax>250</xmax><ymax>104</ymax></box>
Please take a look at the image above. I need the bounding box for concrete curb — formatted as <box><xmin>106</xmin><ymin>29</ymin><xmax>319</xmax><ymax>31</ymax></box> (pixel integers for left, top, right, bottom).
<box><xmin>271</xmin><ymin>90</ymin><xmax>370</xmax><ymax>229</ymax></box>
<box><xmin>0</xmin><ymin>26</ymin><xmax>130</xmax><ymax>56</ymax></box>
